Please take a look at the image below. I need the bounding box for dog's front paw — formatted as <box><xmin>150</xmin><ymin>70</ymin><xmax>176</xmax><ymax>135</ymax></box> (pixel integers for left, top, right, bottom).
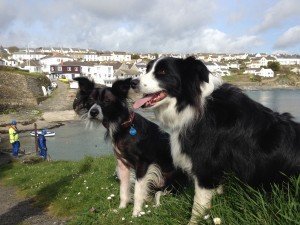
<box><xmin>132</xmin><ymin>208</ymin><xmax>141</xmax><ymax>217</ymax></box>
<box><xmin>119</xmin><ymin>201</ymin><xmax>128</xmax><ymax>209</ymax></box>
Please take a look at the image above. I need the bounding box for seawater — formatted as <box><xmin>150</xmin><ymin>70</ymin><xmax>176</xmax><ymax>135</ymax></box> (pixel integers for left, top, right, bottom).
<box><xmin>2</xmin><ymin>89</ymin><xmax>300</xmax><ymax>161</ymax></box>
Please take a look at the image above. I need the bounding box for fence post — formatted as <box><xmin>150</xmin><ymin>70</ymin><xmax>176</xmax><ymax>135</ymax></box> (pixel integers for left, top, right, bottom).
<box><xmin>34</xmin><ymin>123</ymin><xmax>38</xmax><ymax>154</ymax></box>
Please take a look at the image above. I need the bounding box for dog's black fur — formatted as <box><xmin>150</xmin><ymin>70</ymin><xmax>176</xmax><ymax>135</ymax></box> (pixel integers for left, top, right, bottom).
<box><xmin>73</xmin><ymin>77</ymin><xmax>188</xmax><ymax>215</ymax></box>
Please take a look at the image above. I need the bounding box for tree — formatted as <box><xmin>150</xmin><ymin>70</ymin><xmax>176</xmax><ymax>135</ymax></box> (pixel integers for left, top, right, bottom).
<box><xmin>131</xmin><ymin>54</ymin><xmax>140</xmax><ymax>60</ymax></box>
<box><xmin>267</xmin><ymin>61</ymin><xmax>281</xmax><ymax>72</ymax></box>
<box><xmin>8</xmin><ymin>46</ymin><xmax>19</xmax><ymax>54</ymax></box>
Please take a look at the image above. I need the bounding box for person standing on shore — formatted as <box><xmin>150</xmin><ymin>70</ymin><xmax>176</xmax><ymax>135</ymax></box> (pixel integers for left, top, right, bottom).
<box><xmin>38</xmin><ymin>129</ymin><xmax>48</xmax><ymax>160</ymax></box>
<box><xmin>9</xmin><ymin>120</ymin><xmax>20</xmax><ymax>157</ymax></box>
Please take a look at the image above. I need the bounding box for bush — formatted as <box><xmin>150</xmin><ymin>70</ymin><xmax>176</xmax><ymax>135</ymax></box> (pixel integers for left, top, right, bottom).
<box><xmin>250</xmin><ymin>75</ymin><xmax>262</xmax><ymax>82</ymax></box>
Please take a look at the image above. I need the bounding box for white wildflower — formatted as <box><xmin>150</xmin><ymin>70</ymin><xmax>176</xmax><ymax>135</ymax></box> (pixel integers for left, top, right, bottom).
<box><xmin>107</xmin><ymin>196</ymin><xmax>112</xmax><ymax>200</ymax></box>
<box><xmin>86</xmin><ymin>187</ymin><xmax>89</xmax><ymax>189</ymax></box>
<box><xmin>140</xmin><ymin>211</ymin><xmax>145</xmax><ymax>215</ymax></box>
<box><xmin>147</xmin><ymin>210</ymin><xmax>151</xmax><ymax>213</ymax></box>
<box><xmin>77</xmin><ymin>192</ymin><xmax>81</xmax><ymax>195</ymax></box>
<box><xmin>213</xmin><ymin>217</ymin><xmax>222</xmax><ymax>224</ymax></box>
<box><xmin>121</xmin><ymin>217</ymin><xmax>125</xmax><ymax>221</ymax></box>
<box><xmin>64</xmin><ymin>197</ymin><xmax>68</xmax><ymax>200</ymax></box>
<box><xmin>145</xmin><ymin>205</ymin><xmax>149</xmax><ymax>208</ymax></box>
<box><xmin>204</xmin><ymin>214</ymin><xmax>210</xmax><ymax>220</ymax></box>
<box><xmin>110</xmin><ymin>194</ymin><xmax>115</xmax><ymax>197</ymax></box>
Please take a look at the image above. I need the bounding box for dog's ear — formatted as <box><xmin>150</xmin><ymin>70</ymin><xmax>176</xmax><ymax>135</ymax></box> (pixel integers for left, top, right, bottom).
<box><xmin>112</xmin><ymin>78</ymin><xmax>132</xmax><ymax>99</ymax></box>
<box><xmin>184</xmin><ymin>56</ymin><xmax>209</xmax><ymax>83</ymax></box>
<box><xmin>73</xmin><ymin>77</ymin><xmax>95</xmax><ymax>95</ymax></box>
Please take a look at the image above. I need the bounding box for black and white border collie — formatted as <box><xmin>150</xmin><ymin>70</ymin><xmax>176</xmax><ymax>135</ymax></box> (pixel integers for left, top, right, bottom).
<box><xmin>133</xmin><ymin>56</ymin><xmax>300</xmax><ymax>224</ymax></box>
<box><xmin>73</xmin><ymin>77</ymin><xmax>188</xmax><ymax>217</ymax></box>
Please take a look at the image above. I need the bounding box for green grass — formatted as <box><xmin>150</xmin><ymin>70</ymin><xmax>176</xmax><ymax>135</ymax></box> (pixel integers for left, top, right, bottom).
<box><xmin>0</xmin><ymin>65</ymin><xmax>44</xmax><ymax>77</ymax></box>
<box><xmin>0</xmin><ymin>156</ymin><xmax>299</xmax><ymax>225</ymax></box>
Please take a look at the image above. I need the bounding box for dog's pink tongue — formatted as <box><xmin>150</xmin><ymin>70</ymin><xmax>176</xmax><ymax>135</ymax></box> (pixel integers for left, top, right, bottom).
<box><xmin>133</xmin><ymin>96</ymin><xmax>153</xmax><ymax>109</ymax></box>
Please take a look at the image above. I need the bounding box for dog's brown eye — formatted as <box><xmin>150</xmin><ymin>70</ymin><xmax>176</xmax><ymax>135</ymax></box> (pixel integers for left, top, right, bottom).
<box><xmin>157</xmin><ymin>70</ymin><xmax>166</xmax><ymax>75</ymax></box>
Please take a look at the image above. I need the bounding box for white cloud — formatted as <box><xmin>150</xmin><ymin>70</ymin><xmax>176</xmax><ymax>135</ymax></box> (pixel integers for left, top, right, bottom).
<box><xmin>0</xmin><ymin>0</ymin><xmax>265</xmax><ymax>53</ymax></box>
<box><xmin>196</xmin><ymin>29</ymin><xmax>262</xmax><ymax>53</ymax></box>
<box><xmin>253</xmin><ymin>0</ymin><xmax>300</xmax><ymax>33</ymax></box>
<box><xmin>274</xmin><ymin>25</ymin><xmax>300</xmax><ymax>49</ymax></box>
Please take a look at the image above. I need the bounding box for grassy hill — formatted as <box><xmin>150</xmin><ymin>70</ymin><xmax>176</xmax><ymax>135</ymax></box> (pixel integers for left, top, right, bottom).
<box><xmin>1</xmin><ymin>156</ymin><xmax>299</xmax><ymax>225</ymax></box>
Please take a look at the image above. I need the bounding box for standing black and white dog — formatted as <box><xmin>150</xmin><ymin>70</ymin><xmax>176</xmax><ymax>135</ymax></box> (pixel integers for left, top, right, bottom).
<box><xmin>133</xmin><ymin>56</ymin><xmax>300</xmax><ymax>224</ymax></box>
<box><xmin>73</xmin><ymin>77</ymin><xmax>188</xmax><ymax>216</ymax></box>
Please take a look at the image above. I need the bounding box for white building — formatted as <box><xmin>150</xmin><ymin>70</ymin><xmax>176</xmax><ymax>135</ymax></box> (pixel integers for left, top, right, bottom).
<box><xmin>84</xmin><ymin>53</ymin><xmax>99</xmax><ymax>62</ymax></box>
<box><xmin>228</xmin><ymin>61</ymin><xmax>240</xmax><ymax>69</ymax></box>
<box><xmin>275</xmin><ymin>55</ymin><xmax>300</xmax><ymax>65</ymax></box>
<box><xmin>40</xmin><ymin>54</ymin><xmax>74</xmax><ymax>73</ymax></box>
<box><xmin>12</xmin><ymin>52</ymin><xmax>46</xmax><ymax>62</ymax></box>
<box><xmin>2</xmin><ymin>59</ymin><xmax>18</xmax><ymax>67</ymax></box>
<box><xmin>90</xmin><ymin>64</ymin><xmax>115</xmax><ymax>86</ymax></box>
<box><xmin>111</xmin><ymin>52</ymin><xmax>131</xmax><ymax>62</ymax></box>
<box><xmin>258</xmin><ymin>68</ymin><xmax>274</xmax><ymax>77</ymax></box>
<box><xmin>19</xmin><ymin>60</ymin><xmax>42</xmax><ymax>73</ymax></box>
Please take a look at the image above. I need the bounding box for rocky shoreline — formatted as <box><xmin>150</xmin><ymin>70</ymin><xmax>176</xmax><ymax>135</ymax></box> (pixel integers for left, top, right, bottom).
<box><xmin>0</xmin><ymin>110</ymin><xmax>78</xmax><ymax>135</ymax></box>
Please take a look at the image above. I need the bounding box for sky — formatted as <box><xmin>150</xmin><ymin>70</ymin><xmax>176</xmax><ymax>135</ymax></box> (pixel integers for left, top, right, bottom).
<box><xmin>0</xmin><ymin>0</ymin><xmax>299</xmax><ymax>54</ymax></box>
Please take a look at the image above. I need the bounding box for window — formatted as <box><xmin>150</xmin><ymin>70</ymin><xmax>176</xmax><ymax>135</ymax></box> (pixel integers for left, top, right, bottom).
<box><xmin>67</xmin><ymin>67</ymin><xmax>71</xmax><ymax>71</ymax></box>
<box><xmin>74</xmin><ymin>67</ymin><xmax>78</xmax><ymax>72</ymax></box>
<box><xmin>58</xmin><ymin>66</ymin><xmax>62</xmax><ymax>71</ymax></box>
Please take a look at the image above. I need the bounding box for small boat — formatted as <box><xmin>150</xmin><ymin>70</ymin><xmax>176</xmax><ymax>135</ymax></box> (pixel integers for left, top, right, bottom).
<box><xmin>30</xmin><ymin>131</ymin><xmax>56</xmax><ymax>137</ymax></box>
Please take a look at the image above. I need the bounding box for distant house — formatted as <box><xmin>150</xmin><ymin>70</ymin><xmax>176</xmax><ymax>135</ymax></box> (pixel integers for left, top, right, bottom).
<box><xmin>98</xmin><ymin>53</ymin><xmax>113</xmax><ymax>62</ymax></box>
<box><xmin>114</xmin><ymin>62</ymin><xmax>140</xmax><ymax>80</ymax></box>
<box><xmin>228</xmin><ymin>61</ymin><xmax>240</xmax><ymax>69</ymax></box>
<box><xmin>84</xmin><ymin>53</ymin><xmax>99</xmax><ymax>62</ymax></box>
<box><xmin>275</xmin><ymin>55</ymin><xmax>300</xmax><ymax>65</ymax></box>
<box><xmin>50</xmin><ymin>63</ymin><xmax>81</xmax><ymax>80</ymax></box>
<box><xmin>258</xmin><ymin>68</ymin><xmax>274</xmax><ymax>77</ymax></box>
<box><xmin>140</xmin><ymin>53</ymin><xmax>157</xmax><ymax>60</ymax></box>
<box><xmin>135</xmin><ymin>62</ymin><xmax>147</xmax><ymax>75</ymax></box>
<box><xmin>19</xmin><ymin>60</ymin><xmax>42</xmax><ymax>73</ymax></box>
<box><xmin>91</xmin><ymin>64</ymin><xmax>115</xmax><ymax>86</ymax></box>
<box><xmin>2</xmin><ymin>58</ymin><xmax>18</xmax><ymax>67</ymax></box>
<box><xmin>207</xmin><ymin>55</ymin><xmax>222</xmax><ymax>62</ymax></box>
<box><xmin>111</xmin><ymin>52</ymin><xmax>131</xmax><ymax>62</ymax></box>
<box><xmin>12</xmin><ymin>52</ymin><xmax>46</xmax><ymax>62</ymax></box>
<box><xmin>246</xmin><ymin>60</ymin><xmax>261</xmax><ymax>69</ymax></box>
<box><xmin>40</xmin><ymin>54</ymin><xmax>74</xmax><ymax>73</ymax></box>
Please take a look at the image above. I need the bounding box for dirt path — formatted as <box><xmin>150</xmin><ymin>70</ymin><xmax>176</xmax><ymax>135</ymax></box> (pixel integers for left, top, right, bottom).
<box><xmin>0</xmin><ymin>184</ymin><xmax>67</xmax><ymax>225</ymax></box>
<box><xmin>0</xmin><ymin>152</ymin><xmax>67</xmax><ymax>225</ymax></box>
<box><xmin>37</xmin><ymin>81</ymin><xmax>77</xmax><ymax>112</ymax></box>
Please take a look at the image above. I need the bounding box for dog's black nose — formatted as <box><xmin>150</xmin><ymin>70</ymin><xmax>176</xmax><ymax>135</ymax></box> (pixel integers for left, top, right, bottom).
<box><xmin>131</xmin><ymin>79</ymin><xmax>140</xmax><ymax>89</ymax></box>
<box><xmin>90</xmin><ymin>108</ymin><xmax>99</xmax><ymax>117</ymax></box>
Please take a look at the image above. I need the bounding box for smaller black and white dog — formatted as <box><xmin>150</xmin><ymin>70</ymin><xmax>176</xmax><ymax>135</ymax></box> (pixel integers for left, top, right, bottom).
<box><xmin>73</xmin><ymin>77</ymin><xmax>188</xmax><ymax>216</ymax></box>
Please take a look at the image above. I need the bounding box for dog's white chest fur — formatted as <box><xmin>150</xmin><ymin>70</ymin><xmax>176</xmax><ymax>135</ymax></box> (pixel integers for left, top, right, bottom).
<box><xmin>170</xmin><ymin>130</ymin><xmax>193</xmax><ymax>174</ymax></box>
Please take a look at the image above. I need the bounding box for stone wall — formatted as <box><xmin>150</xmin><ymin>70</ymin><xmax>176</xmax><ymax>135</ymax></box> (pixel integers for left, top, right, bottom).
<box><xmin>0</xmin><ymin>71</ymin><xmax>50</xmax><ymax>112</ymax></box>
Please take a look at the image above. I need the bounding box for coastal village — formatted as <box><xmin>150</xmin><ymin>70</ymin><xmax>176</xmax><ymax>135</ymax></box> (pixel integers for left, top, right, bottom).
<box><xmin>1</xmin><ymin>46</ymin><xmax>300</xmax><ymax>88</ymax></box>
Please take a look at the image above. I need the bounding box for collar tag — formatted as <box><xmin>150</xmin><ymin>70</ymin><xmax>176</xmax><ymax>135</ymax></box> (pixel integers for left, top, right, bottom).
<box><xmin>129</xmin><ymin>126</ymin><xmax>137</xmax><ymax>136</ymax></box>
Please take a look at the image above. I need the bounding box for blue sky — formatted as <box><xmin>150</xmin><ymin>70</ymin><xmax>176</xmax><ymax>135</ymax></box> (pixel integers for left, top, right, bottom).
<box><xmin>0</xmin><ymin>0</ymin><xmax>299</xmax><ymax>53</ymax></box>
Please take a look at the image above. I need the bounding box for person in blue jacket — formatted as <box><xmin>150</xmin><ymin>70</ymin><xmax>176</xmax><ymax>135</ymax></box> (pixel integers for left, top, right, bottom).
<box><xmin>38</xmin><ymin>129</ymin><xmax>47</xmax><ymax>160</ymax></box>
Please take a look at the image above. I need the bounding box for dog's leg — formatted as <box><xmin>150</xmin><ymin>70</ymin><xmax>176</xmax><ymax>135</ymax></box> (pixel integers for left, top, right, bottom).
<box><xmin>132</xmin><ymin>176</ymin><xmax>148</xmax><ymax>216</ymax></box>
<box><xmin>132</xmin><ymin>163</ymin><xmax>150</xmax><ymax>217</ymax></box>
<box><xmin>188</xmin><ymin>179</ymin><xmax>214</xmax><ymax>225</ymax></box>
<box><xmin>117</xmin><ymin>159</ymin><xmax>131</xmax><ymax>209</ymax></box>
